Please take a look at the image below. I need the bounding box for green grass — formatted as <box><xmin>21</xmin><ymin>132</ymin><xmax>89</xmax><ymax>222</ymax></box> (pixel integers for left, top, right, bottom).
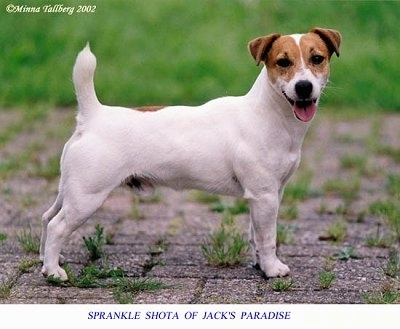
<box><xmin>283</xmin><ymin>168</ymin><xmax>314</xmax><ymax>204</ymax></box>
<box><xmin>71</xmin><ymin>264</ymin><xmax>126</xmax><ymax>288</ymax></box>
<box><xmin>363</xmin><ymin>282</ymin><xmax>400</xmax><ymax>304</ymax></box>
<box><xmin>387</xmin><ymin>174</ymin><xmax>400</xmax><ymax>199</ymax></box>
<box><xmin>46</xmin><ymin>262</ymin><xmax>167</xmax><ymax>303</ymax></box>
<box><xmin>129</xmin><ymin>190</ymin><xmax>163</xmax><ymax>219</ymax></box>
<box><xmin>129</xmin><ymin>198</ymin><xmax>146</xmax><ymax>220</ymax></box>
<box><xmin>339</xmin><ymin>154</ymin><xmax>368</xmax><ymax>173</ymax></box>
<box><xmin>45</xmin><ymin>242</ymin><xmax>168</xmax><ymax>303</ymax></box>
<box><xmin>369</xmin><ymin>200</ymin><xmax>400</xmax><ymax>243</ymax></box>
<box><xmin>322</xmin><ymin>176</ymin><xmax>361</xmax><ymax>207</ymax></box>
<box><xmin>382</xmin><ymin>249</ymin><xmax>400</xmax><ymax>279</ymax></box>
<box><xmin>377</xmin><ymin>146</ymin><xmax>400</xmax><ymax>164</ymax></box>
<box><xmin>201</xmin><ymin>213</ymin><xmax>249</xmax><ymax>267</ymax></box>
<box><xmin>276</xmin><ymin>223</ymin><xmax>296</xmax><ymax>246</ymax></box>
<box><xmin>0</xmin><ymin>257</ymin><xmax>42</xmax><ymax>299</ymax></box>
<box><xmin>321</xmin><ymin>219</ymin><xmax>348</xmax><ymax>243</ymax></box>
<box><xmin>17</xmin><ymin>229</ymin><xmax>40</xmax><ymax>253</ymax></box>
<box><xmin>366</xmin><ymin>236</ymin><xmax>393</xmax><ymax>249</ymax></box>
<box><xmin>148</xmin><ymin>237</ymin><xmax>168</xmax><ymax>256</ymax></box>
<box><xmin>83</xmin><ymin>224</ymin><xmax>107</xmax><ymax>261</ymax></box>
<box><xmin>18</xmin><ymin>257</ymin><xmax>41</xmax><ymax>273</ymax></box>
<box><xmin>0</xmin><ymin>233</ymin><xmax>7</xmax><ymax>242</ymax></box>
<box><xmin>33</xmin><ymin>153</ymin><xmax>60</xmax><ymax>180</ymax></box>
<box><xmin>271</xmin><ymin>278</ymin><xmax>294</xmax><ymax>292</ymax></box>
<box><xmin>0</xmin><ymin>279</ymin><xmax>14</xmax><ymax>299</ymax></box>
<box><xmin>366</xmin><ymin>223</ymin><xmax>393</xmax><ymax>248</ymax></box>
<box><xmin>318</xmin><ymin>270</ymin><xmax>336</xmax><ymax>289</ymax></box>
<box><xmin>362</xmin><ymin>242</ymin><xmax>400</xmax><ymax>304</ymax></box>
<box><xmin>190</xmin><ymin>191</ymin><xmax>221</xmax><ymax>204</ymax></box>
<box><xmin>0</xmin><ymin>107</ymin><xmax>50</xmax><ymax>148</ymax></box>
<box><xmin>279</xmin><ymin>203</ymin><xmax>299</xmax><ymax>220</ymax></box>
<box><xmin>1</xmin><ymin>0</ymin><xmax>399</xmax><ymax>111</ymax></box>
<box><xmin>210</xmin><ymin>198</ymin><xmax>249</xmax><ymax>215</ymax></box>
<box><xmin>113</xmin><ymin>277</ymin><xmax>168</xmax><ymax>304</ymax></box>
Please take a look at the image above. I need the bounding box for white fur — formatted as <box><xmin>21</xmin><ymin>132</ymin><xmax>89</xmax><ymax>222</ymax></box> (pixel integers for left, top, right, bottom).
<box><xmin>40</xmin><ymin>34</ymin><xmax>332</xmax><ymax>281</ymax></box>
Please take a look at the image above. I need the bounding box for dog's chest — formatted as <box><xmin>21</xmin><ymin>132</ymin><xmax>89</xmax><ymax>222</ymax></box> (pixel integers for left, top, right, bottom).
<box><xmin>281</xmin><ymin>150</ymin><xmax>301</xmax><ymax>183</ymax></box>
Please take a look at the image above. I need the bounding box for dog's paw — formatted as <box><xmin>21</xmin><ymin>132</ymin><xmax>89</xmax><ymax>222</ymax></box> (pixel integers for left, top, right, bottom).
<box><xmin>41</xmin><ymin>265</ymin><xmax>68</xmax><ymax>282</ymax></box>
<box><xmin>256</xmin><ymin>259</ymin><xmax>290</xmax><ymax>278</ymax></box>
<box><xmin>40</xmin><ymin>254</ymin><xmax>65</xmax><ymax>264</ymax></box>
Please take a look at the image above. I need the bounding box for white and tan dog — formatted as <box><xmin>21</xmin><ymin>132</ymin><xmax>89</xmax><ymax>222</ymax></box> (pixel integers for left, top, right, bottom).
<box><xmin>40</xmin><ymin>27</ymin><xmax>341</xmax><ymax>281</ymax></box>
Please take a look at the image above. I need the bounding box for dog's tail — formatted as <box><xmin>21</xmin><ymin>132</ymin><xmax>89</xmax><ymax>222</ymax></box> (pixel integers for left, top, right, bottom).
<box><xmin>72</xmin><ymin>43</ymin><xmax>100</xmax><ymax>118</ymax></box>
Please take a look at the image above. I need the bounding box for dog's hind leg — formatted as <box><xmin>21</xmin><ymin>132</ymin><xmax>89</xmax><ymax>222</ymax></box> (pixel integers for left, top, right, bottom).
<box><xmin>41</xmin><ymin>189</ymin><xmax>111</xmax><ymax>281</ymax></box>
<box><xmin>40</xmin><ymin>193</ymin><xmax>63</xmax><ymax>262</ymax></box>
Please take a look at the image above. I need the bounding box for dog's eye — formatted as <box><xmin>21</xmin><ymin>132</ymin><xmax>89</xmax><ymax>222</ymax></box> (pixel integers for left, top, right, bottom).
<box><xmin>311</xmin><ymin>55</ymin><xmax>324</xmax><ymax>65</ymax></box>
<box><xmin>276</xmin><ymin>58</ymin><xmax>292</xmax><ymax>68</ymax></box>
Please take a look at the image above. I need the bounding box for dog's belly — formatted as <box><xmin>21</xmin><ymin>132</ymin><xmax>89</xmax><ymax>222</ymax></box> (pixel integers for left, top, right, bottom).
<box><xmin>158</xmin><ymin>170</ymin><xmax>244</xmax><ymax>197</ymax></box>
<box><xmin>127</xmin><ymin>153</ymin><xmax>245</xmax><ymax>197</ymax></box>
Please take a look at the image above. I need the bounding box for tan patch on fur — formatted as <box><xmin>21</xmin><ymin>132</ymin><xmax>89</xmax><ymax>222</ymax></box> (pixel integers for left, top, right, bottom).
<box><xmin>248</xmin><ymin>34</ymin><xmax>280</xmax><ymax>66</ymax></box>
<box><xmin>300</xmin><ymin>33</ymin><xmax>331</xmax><ymax>77</ymax></box>
<box><xmin>309</xmin><ymin>28</ymin><xmax>341</xmax><ymax>57</ymax></box>
<box><xmin>131</xmin><ymin>105</ymin><xmax>165</xmax><ymax>112</ymax></box>
<box><xmin>265</xmin><ymin>36</ymin><xmax>301</xmax><ymax>83</ymax></box>
<box><xmin>265</xmin><ymin>33</ymin><xmax>333</xmax><ymax>83</ymax></box>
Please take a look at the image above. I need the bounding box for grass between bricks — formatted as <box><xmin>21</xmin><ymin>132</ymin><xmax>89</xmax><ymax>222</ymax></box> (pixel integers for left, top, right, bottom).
<box><xmin>17</xmin><ymin>228</ymin><xmax>40</xmax><ymax>254</ymax></box>
<box><xmin>317</xmin><ymin>257</ymin><xmax>337</xmax><ymax>290</ymax></box>
<box><xmin>0</xmin><ymin>257</ymin><xmax>40</xmax><ymax>299</ymax></box>
<box><xmin>0</xmin><ymin>229</ymin><xmax>41</xmax><ymax>299</ymax></box>
<box><xmin>271</xmin><ymin>278</ymin><xmax>295</xmax><ymax>292</ymax></box>
<box><xmin>47</xmin><ymin>263</ymin><xmax>167</xmax><ymax>304</ymax></box>
<box><xmin>46</xmin><ymin>224</ymin><xmax>168</xmax><ymax>303</ymax></box>
<box><xmin>362</xmin><ymin>249</ymin><xmax>400</xmax><ymax>304</ymax></box>
<box><xmin>363</xmin><ymin>164</ymin><xmax>400</xmax><ymax>303</ymax></box>
<box><xmin>362</xmin><ymin>144</ymin><xmax>400</xmax><ymax>303</ymax></box>
<box><xmin>209</xmin><ymin>198</ymin><xmax>249</xmax><ymax>216</ymax></box>
<box><xmin>201</xmin><ymin>213</ymin><xmax>249</xmax><ymax>267</ymax></box>
<box><xmin>83</xmin><ymin>224</ymin><xmax>107</xmax><ymax>261</ymax></box>
<box><xmin>320</xmin><ymin>218</ymin><xmax>348</xmax><ymax>244</ymax></box>
<box><xmin>318</xmin><ymin>271</ymin><xmax>336</xmax><ymax>289</ymax></box>
<box><xmin>0</xmin><ymin>233</ymin><xmax>7</xmax><ymax>242</ymax></box>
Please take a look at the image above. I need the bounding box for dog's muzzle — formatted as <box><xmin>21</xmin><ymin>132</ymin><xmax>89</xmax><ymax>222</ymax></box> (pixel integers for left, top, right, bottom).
<box><xmin>283</xmin><ymin>80</ymin><xmax>317</xmax><ymax>122</ymax></box>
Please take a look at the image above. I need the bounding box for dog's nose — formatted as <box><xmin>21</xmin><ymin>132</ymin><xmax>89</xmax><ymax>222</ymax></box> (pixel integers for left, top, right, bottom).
<box><xmin>295</xmin><ymin>80</ymin><xmax>313</xmax><ymax>99</ymax></box>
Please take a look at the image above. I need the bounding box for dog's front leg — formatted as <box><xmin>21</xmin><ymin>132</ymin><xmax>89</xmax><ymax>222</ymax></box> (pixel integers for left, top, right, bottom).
<box><xmin>248</xmin><ymin>192</ymin><xmax>290</xmax><ymax>278</ymax></box>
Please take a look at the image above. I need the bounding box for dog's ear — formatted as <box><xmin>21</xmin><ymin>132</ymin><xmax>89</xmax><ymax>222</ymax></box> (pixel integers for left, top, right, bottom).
<box><xmin>248</xmin><ymin>34</ymin><xmax>281</xmax><ymax>66</ymax></box>
<box><xmin>309</xmin><ymin>27</ymin><xmax>341</xmax><ymax>58</ymax></box>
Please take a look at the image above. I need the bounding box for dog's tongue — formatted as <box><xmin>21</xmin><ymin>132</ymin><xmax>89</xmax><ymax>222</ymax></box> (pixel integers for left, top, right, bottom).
<box><xmin>293</xmin><ymin>101</ymin><xmax>317</xmax><ymax>122</ymax></box>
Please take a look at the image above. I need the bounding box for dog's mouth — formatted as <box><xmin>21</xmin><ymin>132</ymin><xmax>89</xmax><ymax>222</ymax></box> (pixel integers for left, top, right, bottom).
<box><xmin>283</xmin><ymin>91</ymin><xmax>317</xmax><ymax>122</ymax></box>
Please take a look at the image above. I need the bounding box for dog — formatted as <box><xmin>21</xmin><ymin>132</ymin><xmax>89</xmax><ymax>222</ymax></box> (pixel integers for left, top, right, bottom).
<box><xmin>40</xmin><ymin>27</ymin><xmax>341</xmax><ymax>281</ymax></box>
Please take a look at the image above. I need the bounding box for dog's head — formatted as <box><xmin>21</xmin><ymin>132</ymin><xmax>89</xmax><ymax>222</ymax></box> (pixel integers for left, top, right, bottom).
<box><xmin>248</xmin><ymin>27</ymin><xmax>341</xmax><ymax>122</ymax></box>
